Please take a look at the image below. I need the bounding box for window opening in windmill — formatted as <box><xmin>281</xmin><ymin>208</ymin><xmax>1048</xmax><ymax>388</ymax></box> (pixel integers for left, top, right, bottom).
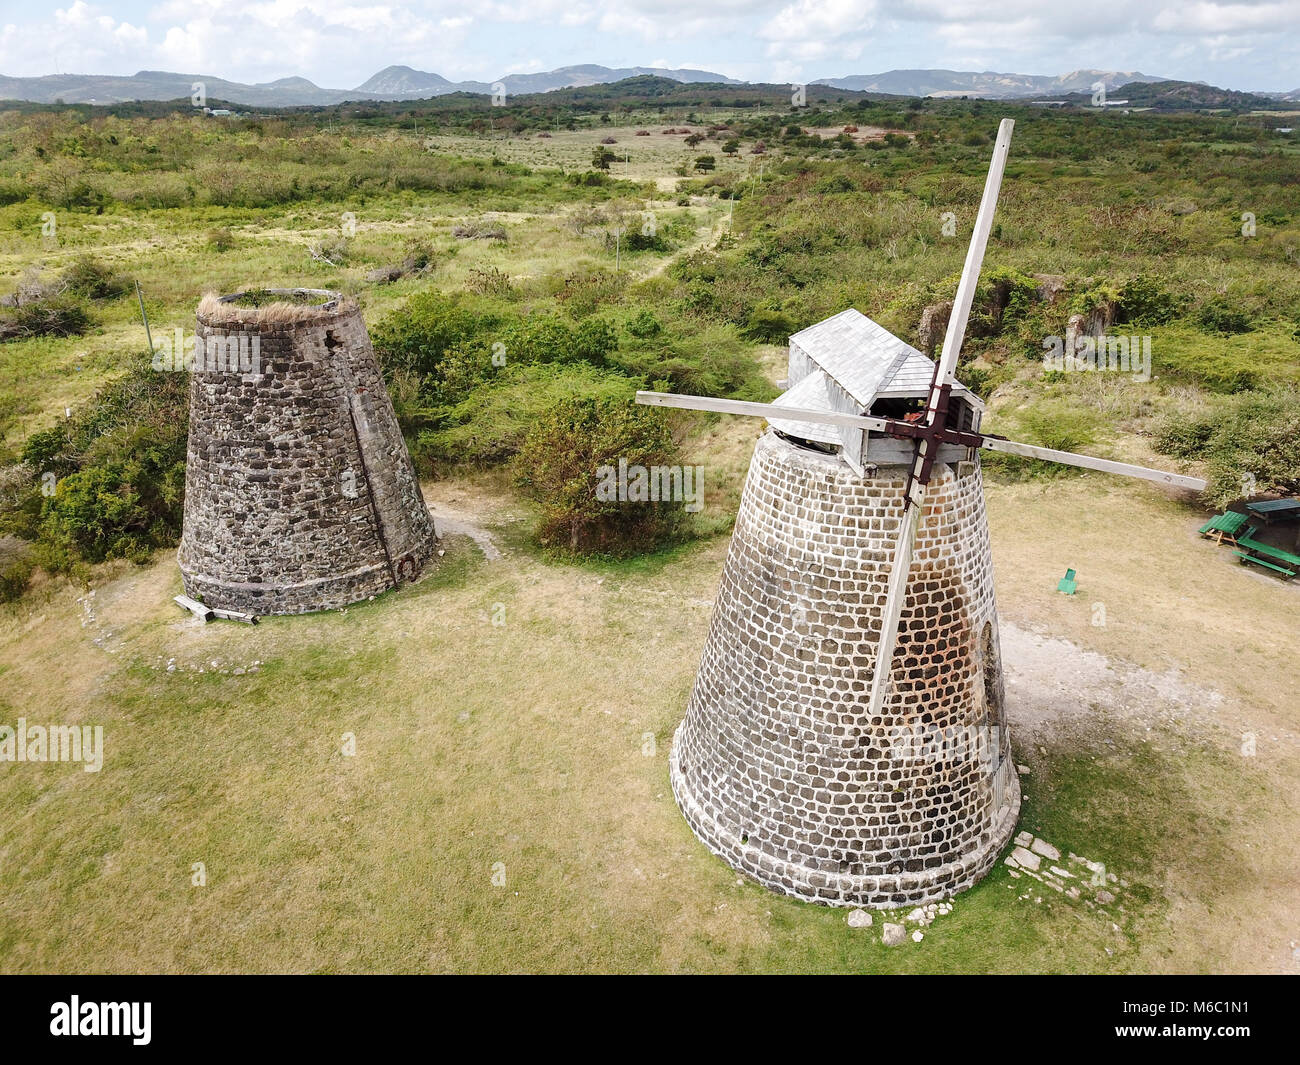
<box><xmin>981</xmin><ymin>622</ymin><xmax>1006</xmax><ymax>768</ymax></box>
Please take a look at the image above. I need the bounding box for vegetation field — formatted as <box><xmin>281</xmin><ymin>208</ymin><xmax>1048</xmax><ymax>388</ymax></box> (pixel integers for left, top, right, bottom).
<box><xmin>0</xmin><ymin>82</ymin><xmax>1296</xmax><ymax>972</ymax></box>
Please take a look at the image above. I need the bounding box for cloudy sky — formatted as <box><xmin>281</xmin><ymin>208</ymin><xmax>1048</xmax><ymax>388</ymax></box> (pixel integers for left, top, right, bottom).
<box><xmin>2</xmin><ymin>1</ymin><xmax>1297</xmax><ymax>91</ymax></box>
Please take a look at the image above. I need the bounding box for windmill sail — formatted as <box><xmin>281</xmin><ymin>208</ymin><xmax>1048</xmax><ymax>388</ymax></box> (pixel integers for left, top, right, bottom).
<box><xmin>865</xmin><ymin>118</ymin><xmax>1016</xmax><ymax>718</ymax></box>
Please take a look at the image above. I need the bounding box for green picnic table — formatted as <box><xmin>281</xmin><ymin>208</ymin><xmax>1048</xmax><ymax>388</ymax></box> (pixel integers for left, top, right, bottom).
<box><xmin>1198</xmin><ymin>510</ymin><xmax>1249</xmax><ymax>545</ymax></box>
<box><xmin>1246</xmin><ymin>498</ymin><xmax>1300</xmax><ymax>524</ymax></box>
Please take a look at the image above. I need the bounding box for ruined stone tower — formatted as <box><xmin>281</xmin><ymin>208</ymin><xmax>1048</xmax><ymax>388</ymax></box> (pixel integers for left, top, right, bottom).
<box><xmin>178</xmin><ymin>289</ymin><xmax>437</xmax><ymax>615</ymax></box>
<box><xmin>668</xmin><ymin>310</ymin><xmax>1019</xmax><ymax>908</ymax></box>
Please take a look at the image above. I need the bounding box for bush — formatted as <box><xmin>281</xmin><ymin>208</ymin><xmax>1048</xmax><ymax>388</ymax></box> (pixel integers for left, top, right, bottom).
<box><xmin>812</xmin><ymin>174</ymin><xmax>857</xmax><ymax>194</ymax></box>
<box><xmin>515</xmin><ymin>396</ymin><xmax>685</xmax><ymax>555</ymax></box>
<box><xmin>419</xmin><ymin>364</ymin><xmax>634</xmax><ymax>468</ymax></box>
<box><xmin>0</xmin><ymin>537</ymin><xmax>34</xmax><ymax>602</ymax></box>
<box><xmin>741</xmin><ymin>308</ymin><xmax>797</xmax><ymax>343</ymax></box>
<box><xmin>1153</xmin><ymin>388</ymin><xmax>1300</xmax><ymax>507</ymax></box>
<box><xmin>1</xmin><ymin>364</ymin><xmax>189</xmax><ymax>577</ymax></box>
<box><xmin>0</xmin><ymin>294</ymin><xmax>92</xmax><ymax>342</ymax></box>
<box><xmin>60</xmin><ymin>256</ymin><xmax>129</xmax><ymax>300</ymax></box>
<box><xmin>625</xmin><ymin>309</ymin><xmax>662</xmax><ymax>338</ymax></box>
<box><xmin>1116</xmin><ymin>275</ymin><xmax>1184</xmax><ymax>325</ymax></box>
<box><xmin>373</xmin><ymin>292</ymin><xmax>489</xmax><ymax>379</ymax></box>
<box><xmin>1195</xmin><ymin>298</ymin><xmax>1255</xmax><ymax>335</ymax></box>
<box><xmin>206</xmin><ymin>227</ymin><xmax>236</xmax><ymax>252</ymax></box>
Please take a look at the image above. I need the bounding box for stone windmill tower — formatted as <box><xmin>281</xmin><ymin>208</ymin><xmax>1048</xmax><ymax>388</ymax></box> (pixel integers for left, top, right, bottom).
<box><xmin>178</xmin><ymin>289</ymin><xmax>438</xmax><ymax>615</ymax></box>
<box><xmin>638</xmin><ymin>121</ymin><xmax>1205</xmax><ymax>908</ymax></box>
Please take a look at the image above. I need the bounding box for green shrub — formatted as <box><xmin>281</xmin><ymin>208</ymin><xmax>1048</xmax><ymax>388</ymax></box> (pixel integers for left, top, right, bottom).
<box><xmin>0</xmin><ymin>294</ymin><xmax>92</xmax><ymax>341</ymax></box>
<box><xmin>741</xmin><ymin>308</ymin><xmax>796</xmax><ymax>343</ymax></box>
<box><xmin>1153</xmin><ymin>388</ymin><xmax>1300</xmax><ymax>507</ymax></box>
<box><xmin>206</xmin><ymin>227</ymin><xmax>236</xmax><ymax>252</ymax></box>
<box><xmin>515</xmin><ymin>396</ymin><xmax>685</xmax><ymax>555</ymax></box>
<box><xmin>373</xmin><ymin>292</ymin><xmax>491</xmax><ymax>378</ymax></box>
<box><xmin>625</xmin><ymin>309</ymin><xmax>663</xmax><ymax>338</ymax></box>
<box><xmin>1195</xmin><ymin>298</ymin><xmax>1255</xmax><ymax>335</ymax></box>
<box><xmin>1116</xmin><ymin>275</ymin><xmax>1184</xmax><ymax>325</ymax></box>
<box><xmin>1018</xmin><ymin>402</ymin><xmax>1099</xmax><ymax>453</ymax></box>
<box><xmin>60</xmin><ymin>255</ymin><xmax>129</xmax><ymax>300</ymax></box>
<box><xmin>12</xmin><ymin>364</ymin><xmax>189</xmax><ymax>570</ymax></box>
<box><xmin>418</xmin><ymin>364</ymin><xmax>634</xmax><ymax>468</ymax></box>
<box><xmin>0</xmin><ymin>537</ymin><xmax>34</xmax><ymax>602</ymax></box>
<box><xmin>811</xmin><ymin>174</ymin><xmax>856</xmax><ymax>194</ymax></box>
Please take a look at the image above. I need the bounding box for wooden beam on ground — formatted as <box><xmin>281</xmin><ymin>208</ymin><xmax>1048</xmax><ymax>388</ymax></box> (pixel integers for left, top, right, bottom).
<box><xmin>174</xmin><ymin>595</ymin><xmax>214</xmax><ymax>622</ymax></box>
<box><xmin>211</xmin><ymin>608</ymin><xmax>259</xmax><ymax>625</ymax></box>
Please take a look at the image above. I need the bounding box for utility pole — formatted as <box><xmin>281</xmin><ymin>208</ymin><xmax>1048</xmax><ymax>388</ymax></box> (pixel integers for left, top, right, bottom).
<box><xmin>136</xmin><ymin>280</ymin><xmax>154</xmax><ymax>356</ymax></box>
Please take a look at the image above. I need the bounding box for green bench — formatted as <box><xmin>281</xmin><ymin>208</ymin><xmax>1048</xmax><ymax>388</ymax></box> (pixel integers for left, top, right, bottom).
<box><xmin>1234</xmin><ymin>527</ymin><xmax>1300</xmax><ymax>579</ymax></box>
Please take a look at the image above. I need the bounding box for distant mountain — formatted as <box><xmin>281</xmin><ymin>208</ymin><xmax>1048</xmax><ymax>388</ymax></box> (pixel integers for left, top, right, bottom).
<box><xmin>0</xmin><ymin>69</ymin><xmax>355</xmax><ymax>106</ymax></box>
<box><xmin>4</xmin><ymin>62</ymin><xmax>1285</xmax><ymax>110</ymax></box>
<box><xmin>1054</xmin><ymin>80</ymin><xmax>1288</xmax><ymax>110</ymax></box>
<box><xmin>0</xmin><ymin>63</ymin><xmax>739</xmax><ymax>107</ymax></box>
<box><xmin>813</xmin><ymin>68</ymin><xmax>1168</xmax><ymax>99</ymax></box>
<box><xmin>497</xmin><ymin>64</ymin><xmax>742</xmax><ymax>95</ymax></box>
<box><xmin>353</xmin><ymin>65</ymin><xmax>458</xmax><ymax>95</ymax></box>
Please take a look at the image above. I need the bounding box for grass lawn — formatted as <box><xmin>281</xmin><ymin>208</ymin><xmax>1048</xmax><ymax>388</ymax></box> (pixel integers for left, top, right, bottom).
<box><xmin>1</xmin><ymin>458</ymin><xmax>1295</xmax><ymax>973</ymax></box>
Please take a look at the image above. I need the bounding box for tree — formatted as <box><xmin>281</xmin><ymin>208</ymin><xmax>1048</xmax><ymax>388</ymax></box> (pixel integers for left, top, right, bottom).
<box><xmin>694</xmin><ymin>155</ymin><xmax>716</xmax><ymax>172</ymax></box>
<box><xmin>515</xmin><ymin>397</ymin><xmax>685</xmax><ymax>555</ymax></box>
<box><xmin>722</xmin><ymin>138</ymin><xmax>740</xmax><ymax>156</ymax></box>
<box><xmin>684</xmin><ymin>132</ymin><xmax>704</xmax><ymax>147</ymax></box>
<box><xmin>592</xmin><ymin>147</ymin><xmax>617</xmax><ymax>170</ymax></box>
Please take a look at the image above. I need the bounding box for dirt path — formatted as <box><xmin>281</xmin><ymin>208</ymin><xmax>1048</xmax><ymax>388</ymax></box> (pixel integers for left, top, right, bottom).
<box><xmin>432</xmin><ymin>508</ymin><xmax>502</xmax><ymax>561</ymax></box>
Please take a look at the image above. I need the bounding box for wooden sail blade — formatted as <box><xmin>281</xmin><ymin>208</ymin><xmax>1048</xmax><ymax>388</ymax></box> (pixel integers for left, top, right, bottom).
<box><xmin>926</xmin><ymin>118</ymin><xmax>1016</xmax><ymax>423</ymax></box>
<box><xmin>635</xmin><ymin>390</ymin><xmax>892</xmax><ymax>435</ymax></box>
<box><xmin>865</xmin><ymin>490</ymin><xmax>925</xmax><ymax>719</ymax></box>
<box><xmin>979</xmin><ymin>436</ymin><xmax>1207</xmax><ymax>491</ymax></box>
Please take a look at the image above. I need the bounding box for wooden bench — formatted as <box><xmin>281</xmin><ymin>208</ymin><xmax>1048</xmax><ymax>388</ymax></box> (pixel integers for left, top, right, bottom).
<box><xmin>1233</xmin><ymin>550</ymin><xmax>1297</xmax><ymax>578</ymax></box>
<box><xmin>1235</xmin><ymin>528</ymin><xmax>1300</xmax><ymax>578</ymax></box>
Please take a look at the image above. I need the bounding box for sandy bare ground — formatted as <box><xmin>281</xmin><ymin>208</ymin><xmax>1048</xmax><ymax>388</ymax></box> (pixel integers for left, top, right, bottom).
<box><xmin>1001</xmin><ymin>620</ymin><xmax>1298</xmax><ymax>753</ymax></box>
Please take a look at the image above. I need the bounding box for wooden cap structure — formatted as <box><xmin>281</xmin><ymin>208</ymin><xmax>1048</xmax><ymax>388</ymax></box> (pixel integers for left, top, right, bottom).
<box><xmin>177</xmin><ymin>289</ymin><xmax>438</xmax><ymax>615</ymax></box>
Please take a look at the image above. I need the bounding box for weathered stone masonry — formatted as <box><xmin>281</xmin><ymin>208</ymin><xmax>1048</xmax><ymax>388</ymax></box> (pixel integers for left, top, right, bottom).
<box><xmin>671</xmin><ymin>430</ymin><xmax>1019</xmax><ymax>907</ymax></box>
<box><xmin>178</xmin><ymin>293</ymin><xmax>437</xmax><ymax>614</ymax></box>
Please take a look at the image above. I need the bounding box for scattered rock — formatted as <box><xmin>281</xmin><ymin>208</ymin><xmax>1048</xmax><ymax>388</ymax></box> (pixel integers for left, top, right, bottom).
<box><xmin>847</xmin><ymin>909</ymin><xmax>872</xmax><ymax>928</ymax></box>
<box><xmin>1014</xmin><ymin>830</ymin><xmax>1033</xmax><ymax>848</ymax></box>
<box><xmin>1011</xmin><ymin>846</ymin><xmax>1042</xmax><ymax>871</ymax></box>
<box><xmin>1030</xmin><ymin>838</ymin><xmax>1061</xmax><ymax>862</ymax></box>
<box><xmin>881</xmin><ymin>923</ymin><xmax>906</xmax><ymax>946</ymax></box>
<box><xmin>911</xmin><ymin>930</ymin><xmax>924</xmax><ymax>943</ymax></box>
<box><xmin>1096</xmin><ymin>889</ymin><xmax>1116</xmax><ymax>904</ymax></box>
